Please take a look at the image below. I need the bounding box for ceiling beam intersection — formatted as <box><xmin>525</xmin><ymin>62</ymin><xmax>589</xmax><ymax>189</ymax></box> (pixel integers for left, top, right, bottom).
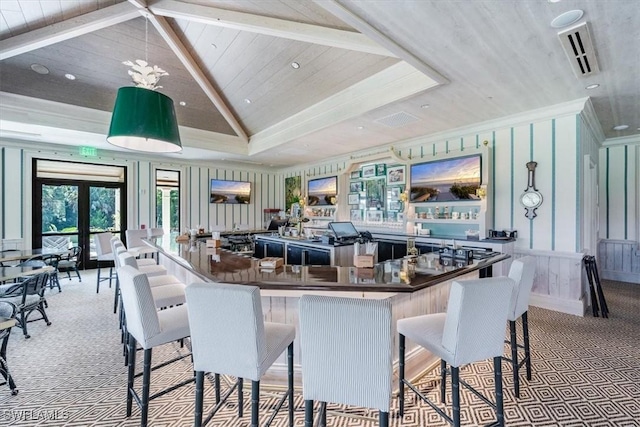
<box><xmin>143</xmin><ymin>11</ymin><xmax>249</xmax><ymax>142</ymax></box>
<box><xmin>312</xmin><ymin>0</ymin><xmax>449</xmax><ymax>85</ymax></box>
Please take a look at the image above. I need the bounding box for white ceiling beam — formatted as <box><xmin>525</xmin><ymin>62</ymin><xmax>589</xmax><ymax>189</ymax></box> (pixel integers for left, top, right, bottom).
<box><xmin>146</xmin><ymin>14</ymin><xmax>249</xmax><ymax>142</ymax></box>
<box><xmin>313</xmin><ymin>0</ymin><xmax>449</xmax><ymax>84</ymax></box>
<box><xmin>248</xmin><ymin>62</ymin><xmax>439</xmax><ymax>155</ymax></box>
<box><xmin>0</xmin><ymin>2</ymin><xmax>140</xmax><ymax>60</ymax></box>
<box><xmin>148</xmin><ymin>0</ymin><xmax>395</xmax><ymax>57</ymax></box>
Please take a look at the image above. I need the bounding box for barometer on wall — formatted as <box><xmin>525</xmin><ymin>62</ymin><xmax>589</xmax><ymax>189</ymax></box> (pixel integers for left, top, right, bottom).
<box><xmin>520</xmin><ymin>161</ymin><xmax>543</xmax><ymax>220</ymax></box>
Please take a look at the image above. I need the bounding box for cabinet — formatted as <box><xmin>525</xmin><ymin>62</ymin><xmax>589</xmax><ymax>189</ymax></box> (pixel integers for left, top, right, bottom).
<box><xmin>287</xmin><ymin>244</ymin><xmax>331</xmax><ymax>266</ymax></box>
<box><xmin>254</xmin><ymin>240</ymin><xmax>284</xmax><ymax>259</ymax></box>
<box><xmin>304</xmin><ymin>206</ymin><xmax>337</xmax><ymax>230</ymax></box>
<box><xmin>406</xmin><ymin>200</ymin><xmax>489</xmax><ymax>240</ymax></box>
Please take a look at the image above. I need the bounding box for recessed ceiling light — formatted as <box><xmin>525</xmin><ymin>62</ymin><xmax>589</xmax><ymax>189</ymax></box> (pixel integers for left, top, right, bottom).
<box><xmin>65</xmin><ymin>73</ymin><xmax>76</xmax><ymax>80</ymax></box>
<box><xmin>548</xmin><ymin>0</ymin><xmax>561</xmax><ymax>3</ymax></box>
<box><xmin>420</xmin><ymin>104</ymin><xmax>430</xmax><ymax>109</ymax></box>
<box><xmin>357</xmin><ymin>126</ymin><xmax>364</xmax><ymax>130</ymax></box>
<box><xmin>30</xmin><ymin>63</ymin><xmax>49</xmax><ymax>74</ymax></box>
<box><xmin>179</xmin><ymin>101</ymin><xmax>187</xmax><ymax>106</ymax></box>
<box><xmin>613</xmin><ymin>125</ymin><xmax>629</xmax><ymax>131</ymax></box>
<box><xmin>585</xmin><ymin>84</ymin><xmax>599</xmax><ymax>90</ymax></box>
<box><xmin>291</xmin><ymin>62</ymin><xmax>300</xmax><ymax>69</ymax></box>
<box><xmin>551</xmin><ymin>10</ymin><xmax>584</xmax><ymax>28</ymax></box>
<box><xmin>244</xmin><ymin>98</ymin><xmax>252</xmax><ymax>104</ymax></box>
<box><xmin>211</xmin><ymin>43</ymin><xmax>217</xmax><ymax>49</ymax></box>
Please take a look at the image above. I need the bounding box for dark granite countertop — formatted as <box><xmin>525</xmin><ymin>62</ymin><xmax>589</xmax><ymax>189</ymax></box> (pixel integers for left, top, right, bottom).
<box><xmin>149</xmin><ymin>237</ymin><xmax>509</xmax><ymax>293</ymax></box>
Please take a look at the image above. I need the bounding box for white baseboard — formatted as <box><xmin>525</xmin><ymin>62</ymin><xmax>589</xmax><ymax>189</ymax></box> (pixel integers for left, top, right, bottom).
<box><xmin>530</xmin><ymin>292</ymin><xmax>586</xmax><ymax>317</ymax></box>
<box><xmin>602</xmin><ymin>270</ymin><xmax>640</xmax><ymax>284</ymax></box>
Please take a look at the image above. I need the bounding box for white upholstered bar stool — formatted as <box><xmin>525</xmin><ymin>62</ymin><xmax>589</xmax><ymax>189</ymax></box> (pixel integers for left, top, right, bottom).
<box><xmin>146</xmin><ymin>228</ymin><xmax>164</xmax><ymax>238</ymax></box>
<box><xmin>126</xmin><ymin>229</ymin><xmax>159</xmax><ymax>263</ymax></box>
<box><xmin>184</xmin><ymin>283</ymin><xmax>295</xmax><ymax>427</ymax></box>
<box><xmin>112</xmin><ymin>238</ymin><xmax>157</xmax><ymax>313</ymax></box>
<box><xmin>117</xmin><ymin>266</ymin><xmax>192</xmax><ymax>427</ymax></box>
<box><xmin>504</xmin><ymin>256</ymin><xmax>537</xmax><ymax>397</ymax></box>
<box><xmin>397</xmin><ymin>277</ymin><xmax>515</xmax><ymax>427</ymax></box>
<box><xmin>298</xmin><ymin>295</ymin><xmax>393</xmax><ymax>427</ymax></box>
<box><xmin>112</xmin><ymin>238</ymin><xmax>156</xmax><ymax>266</ymax></box>
<box><xmin>94</xmin><ymin>232</ymin><xmax>116</xmax><ymax>293</ymax></box>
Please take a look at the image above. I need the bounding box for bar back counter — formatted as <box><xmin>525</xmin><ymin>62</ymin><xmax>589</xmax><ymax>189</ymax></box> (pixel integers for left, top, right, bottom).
<box><xmin>147</xmin><ymin>236</ymin><xmax>510</xmax><ymax>384</ymax></box>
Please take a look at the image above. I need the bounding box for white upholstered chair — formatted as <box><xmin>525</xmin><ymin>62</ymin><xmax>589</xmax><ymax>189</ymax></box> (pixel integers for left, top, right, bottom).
<box><xmin>397</xmin><ymin>277</ymin><xmax>515</xmax><ymax>427</ymax></box>
<box><xmin>185</xmin><ymin>282</ymin><xmax>295</xmax><ymax>427</ymax></box>
<box><xmin>298</xmin><ymin>295</ymin><xmax>393</xmax><ymax>427</ymax></box>
<box><xmin>125</xmin><ymin>229</ymin><xmax>158</xmax><ymax>262</ymax></box>
<box><xmin>94</xmin><ymin>232</ymin><xmax>116</xmax><ymax>293</ymax></box>
<box><xmin>146</xmin><ymin>228</ymin><xmax>164</xmax><ymax>238</ymax></box>
<box><xmin>504</xmin><ymin>256</ymin><xmax>537</xmax><ymax>397</ymax></box>
<box><xmin>117</xmin><ymin>266</ymin><xmax>192</xmax><ymax>427</ymax></box>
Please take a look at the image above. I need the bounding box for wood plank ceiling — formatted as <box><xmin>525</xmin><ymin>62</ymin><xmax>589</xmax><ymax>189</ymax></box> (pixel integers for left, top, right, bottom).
<box><xmin>0</xmin><ymin>0</ymin><xmax>638</xmax><ymax>167</ymax></box>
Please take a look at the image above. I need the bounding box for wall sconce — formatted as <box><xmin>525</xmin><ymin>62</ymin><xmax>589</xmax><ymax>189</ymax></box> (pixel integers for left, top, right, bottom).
<box><xmin>399</xmin><ymin>191</ymin><xmax>408</xmax><ymax>203</ymax></box>
<box><xmin>476</xmin><ymin>185</ymin><xmax>487</xmax><ymax>200</ymax></box>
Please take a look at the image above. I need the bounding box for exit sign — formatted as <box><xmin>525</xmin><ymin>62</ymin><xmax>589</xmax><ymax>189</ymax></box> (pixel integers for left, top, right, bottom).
<box><xmin>79</xmin><ymin>146</ymin><xmax>98</xmax><ymax>157</ymax></box>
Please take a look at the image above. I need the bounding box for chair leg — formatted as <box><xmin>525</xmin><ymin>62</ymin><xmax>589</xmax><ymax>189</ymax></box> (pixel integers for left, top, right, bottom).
<box><xmin>287</xmin><ymin>342</ymin><xmax>294</xmax><ymax>427</ymax></box>
<box><xmin>1</xmin><ymin>337</ymin><xmax>18</xmax><ymax>394</ymax></box>
<box><xmin>494</xmin><ymin>356</ymin><xmax>505</xmax><ymax>427</ymax></box>
<box><xmin>509</xmin><ymin>320</ymin><xmax>520</xmax><ymax>397</ymax></box>
<box><xmin>109</xmin><ymin>267</ymin><xmax>113</xmax><ymax>288</ymax></box>
<box><xmin>304</xmin><ymin>400</ymin><xmax>314</xmax><ymax>427</ymax></box>
<box><xmin>38</xmin><ymin>301</ymin><xmax>51</xmax><ymax>326</ymax></box>
<box><xmin>215</xmin><ymin>373</ymin><xmax>221</xmax><ymax>403</ymax></box>
<box><xmin>126</xmin><ymin>334</ymin><xmax>136</xmax><ymax>417</ymax></box>
<box><xmin>141</xmin><ymin>348</ymin><xmax>152</xmax><ymax>427</ymax></box>
<box><xmin>96</xmin><ymin>264</ymin><xmax>101</xmax><ymax>293</ymax></box>
<box><xmin>319</xmin><ymin>402</ymin><xmax>326</xmax><ymax>427</ymax></box>
<box><xmin>523</xmin><ymin>311</ymin><xmax>532</xmax><ymax>380</ymax></box>
<box><xmin>398</xmin><ymin>334</ymin><xmax>405</xmax><ymax>417</ymax></box>
<box><xmin>20</xmin><ymin>311</ymin><xmax>29</xmax><ymax>339</ymax></box>
<box><xmin>113</xmin><ymin>276</ymin><xmax>120</xmax><ymax>314</ymax></box>
<box><xmin>195</xmin><ymin>371</ymin><xmax>204</xmax><ymax>427</ymax></box>
<box><xmin>379</xmin><ymin>410</ymin><xmax>389</xmax><ymax>427</ymax></box>
<box><xmin>238</xmin><ymin>378</ymin><xmax>243</xmax><ymax>418</ymax></box>
<box><xmin>440</xmin><ymin>359</ymin><xmax>447</xmax><ymax>404</ymax></box>
<box><xmin>75</xmin><ymin>267</ymin><xmax>82</xmax><ymax>282</ymax></box>
<box><xmin>251</xmin><ymin>380</ymin><xmax>259</xmax><ymax>427</ymax></box>
<box><xmin>451</xmin><ymin>366</ymin><xmax>460</xmax><ymax>427</ymax></box>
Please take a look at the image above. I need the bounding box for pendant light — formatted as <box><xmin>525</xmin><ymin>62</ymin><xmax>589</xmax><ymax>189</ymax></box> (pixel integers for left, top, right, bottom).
<box><xmin>107</xmin><ymin>17</ymin><xmax>182</xmax><ymax>153</ymax></box>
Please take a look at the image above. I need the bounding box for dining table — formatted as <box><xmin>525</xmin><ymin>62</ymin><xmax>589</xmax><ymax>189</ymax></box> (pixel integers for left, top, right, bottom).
<box><xmin>0</xmin><ymin>266</ymin><xmax>54</xmax><ymax>290</ymax></box>
<box><xmin>0</xmin><ymin>248</ymin><xmax>68</xmax><ymax>264</ymax></box>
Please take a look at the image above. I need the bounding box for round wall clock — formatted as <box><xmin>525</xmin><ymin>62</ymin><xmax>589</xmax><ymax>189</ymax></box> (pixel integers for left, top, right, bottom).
<box><xmin>520</xmin><ymin>161</ymin><xmax>542</xmax><ymax>220</ymax></box>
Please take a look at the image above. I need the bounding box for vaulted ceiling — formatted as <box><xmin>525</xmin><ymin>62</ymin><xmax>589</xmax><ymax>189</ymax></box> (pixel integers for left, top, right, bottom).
<box><xmin>1</xmin><ymin>0</ymin><xmax>638</xmax><ymax>168</ymax></box>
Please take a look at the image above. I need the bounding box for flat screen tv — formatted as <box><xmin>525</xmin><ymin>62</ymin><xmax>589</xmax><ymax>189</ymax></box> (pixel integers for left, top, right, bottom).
<box><xmin>307</xmin><ymin>176</ymin><xmax>337</xmax><ymax>206</ymax></box>
<box><xmin>410</xmin><ymin>154</ymin><xmax>481</xmax><ymax>203</ymax></box>
<box><xmin>210</xmin><ymin>179</ymin><xmax>251</xmax><ymax>204</ymax></box>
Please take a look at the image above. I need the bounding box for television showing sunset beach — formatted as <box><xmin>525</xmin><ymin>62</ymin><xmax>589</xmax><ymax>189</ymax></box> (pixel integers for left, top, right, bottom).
<box><xmin>210</xmin><ymin>179</ymin><xmax>251</xmax><ymax>204</ymax></box>
<box><xmin>410</xmin><ymin>155</ymin><xmax>481</xmax><ymax>202</ymax></box>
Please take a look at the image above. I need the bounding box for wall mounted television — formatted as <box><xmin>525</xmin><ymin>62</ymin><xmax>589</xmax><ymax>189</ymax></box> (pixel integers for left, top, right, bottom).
<box><xmin>307</xmin><ymin>176</ymin><xmax>337</xmax><ymax>206</ymax></box>
<box><xmin>409</xmin><ymin>154</ymin><xmax>481</xmax><ymax>203</ymax></box>
<box><xmin>210</xmin><ymin>179</ymin><xmax>251</xmax><ymax>204</ymax></box>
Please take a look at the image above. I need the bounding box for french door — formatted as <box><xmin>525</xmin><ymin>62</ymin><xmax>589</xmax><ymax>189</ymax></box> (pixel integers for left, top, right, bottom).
<box><xmin>33</xmin><ymin>179</ymin><xmax>127</xmax><ymax>269</ymax></box>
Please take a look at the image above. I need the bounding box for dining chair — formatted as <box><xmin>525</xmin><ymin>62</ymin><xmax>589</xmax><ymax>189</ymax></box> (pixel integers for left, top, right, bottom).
<box><xmin>0</xmin><ymin>300</ymin><xmax>18</xmax><ymax>395</ymax></box>
<box><xmin>57</xmin><ymin>246</ymin><xmax>82</xmax><ymax>282</ymax></box>
<box><xmin>0</xmin><ymin>272</ymin><xmax>51</xmax><ymax>339</ymax></box>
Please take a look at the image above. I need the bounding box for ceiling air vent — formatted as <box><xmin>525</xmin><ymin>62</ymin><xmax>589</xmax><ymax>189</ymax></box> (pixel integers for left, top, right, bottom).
<box><xmin>558</xmin><ymin>22</ymin><xmax>600</xmax><ymax>78</ymax></box>
<box><xmin>375</xmin><ymin>111</ymin><xmax>419</xmax><ymax>128</ymax></box>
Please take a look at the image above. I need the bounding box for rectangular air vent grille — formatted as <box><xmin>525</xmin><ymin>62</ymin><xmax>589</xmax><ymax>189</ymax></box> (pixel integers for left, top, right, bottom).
<box><xmin>558</xmin><ymin>22</ymin><xmax>600</xmax><ymax>78</ymax></box>
<box><xmin>375</xmin><ymin>111</ymin><xmax>419</xmax><ymax>128</ymax></box>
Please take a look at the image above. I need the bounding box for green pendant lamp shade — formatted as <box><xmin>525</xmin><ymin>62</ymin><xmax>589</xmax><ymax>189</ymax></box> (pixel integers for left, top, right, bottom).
<box><xmin>107</xmin><ymin>86</ymin><xmax>182</xmax><ymax>153</ymax></box>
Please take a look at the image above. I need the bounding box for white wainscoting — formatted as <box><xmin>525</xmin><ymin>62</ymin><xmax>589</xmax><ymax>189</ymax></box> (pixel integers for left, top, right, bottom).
<box><xmin>597</xmin><ymin>239</ymin><xmax>640</xmax><ymax>284</ymax></box>
<box><xmin>514</xmin><ymin>249</ymin><xmax>586</xmax><ymax>317</ymax></box>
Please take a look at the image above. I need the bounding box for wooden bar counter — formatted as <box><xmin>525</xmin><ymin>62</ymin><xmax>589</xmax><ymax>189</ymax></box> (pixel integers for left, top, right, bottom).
<box><xmin>146</xmin><ymin>236</ymin><xmax>510</xmax><ymax>384</ymax></box>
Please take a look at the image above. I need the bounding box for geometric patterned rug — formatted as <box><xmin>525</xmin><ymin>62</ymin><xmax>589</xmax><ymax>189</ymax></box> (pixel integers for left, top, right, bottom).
<box><xmin>1</xmin><ymin>270</ymin><xmax>639</xmax><ymax>426</ymax></box>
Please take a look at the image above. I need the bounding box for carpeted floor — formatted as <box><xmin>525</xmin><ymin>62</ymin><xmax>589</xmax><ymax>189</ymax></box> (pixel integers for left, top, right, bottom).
<box><xmin>1</xmin><ymin>269</ymin><xmax>639</xmax><ymax>426</ymax></box>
